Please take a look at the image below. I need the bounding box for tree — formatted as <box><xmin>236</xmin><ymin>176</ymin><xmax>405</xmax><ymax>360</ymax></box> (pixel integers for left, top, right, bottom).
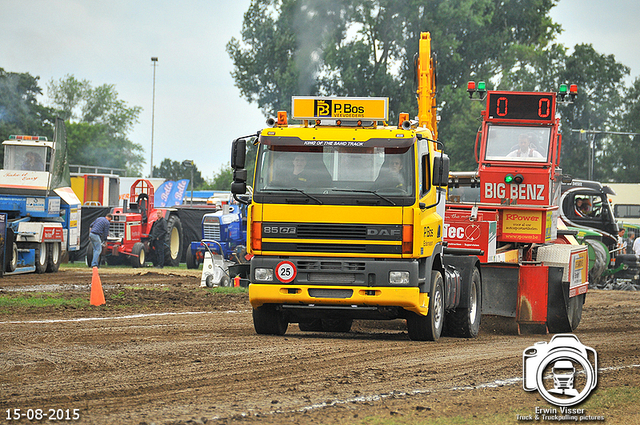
<box><xmin>153</xmin><ymin>158</ymin><xmax>205</xmax><ymax>189</ymax></box>
<box><xmin>556</xmin><ymin>45</ymin><xmax>629</xmax><ymax>181</ymax></box>
<box><xmin>606</xmin><ymin>77</ymin><xmax>640</xmax><ymax>182</ymax></box>
<box><xmin>210</xmin><ymin>163</ymin><xmax>233</xmax><ymax>190</ymax></box>
<box><xmin>0</xmin><ymin>68</ymin><xmax>55</xmax><ymax>140</ymax></box>
<box><xmin>228</xmin><ymin>0</ymin><xmax>562</xmax><ymax>170</ymax></box>
<box><xmin>47</xmin><ymin>75</ymin><xmax>145</xmax><ymax>176</ymax></box>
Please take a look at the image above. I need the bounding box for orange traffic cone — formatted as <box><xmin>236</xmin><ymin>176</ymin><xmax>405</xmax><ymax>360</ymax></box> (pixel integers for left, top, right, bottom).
<box><xmin>90</xmin><ymin>266</ymin><xmax>106</xmax><ymax>306</ymax></box>
<box><xmin>233</xmin><ymin>276</ymin><xmax>240</xmax><ymax>287</ymax></box>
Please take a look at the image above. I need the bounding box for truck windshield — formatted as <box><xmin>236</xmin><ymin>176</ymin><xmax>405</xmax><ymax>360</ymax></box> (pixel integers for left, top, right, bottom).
<box><xmin>3</xmin><ymin>145</ymin><xmax>48</xmax><ymax>171</ymax></box>
<box><xmin>253</xmin><ymin>144</ymin><xmax>414</xmax><ymax>205</ymax></box>
<box><xmin>484</xmin><ymin>125</ymin><xmax>551</xmax><ymax>162</ymax></box>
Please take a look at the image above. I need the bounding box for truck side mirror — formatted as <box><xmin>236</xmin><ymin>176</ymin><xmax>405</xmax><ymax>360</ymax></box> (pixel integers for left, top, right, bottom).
<box><xmin>233</xmin><ymin>168</ymin><xmax>247</xmax><ymax>183</ymax></box>
<box><xmin>231</xmin><ymin>138</ymin><xmax>246</xmax><ymax>169</ymax></box>
<box><xmin>432</xmin><ymin>153</ymin><xmax>450</xmax><ymax>187</ymax></box>
<box><xmin>231</xmin><ymin>182</ymin><xmax>247</xmax><ymax>195</ymax></box>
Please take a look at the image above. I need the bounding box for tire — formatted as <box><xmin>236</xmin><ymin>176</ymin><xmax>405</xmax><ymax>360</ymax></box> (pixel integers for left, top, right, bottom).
<box><xmin>407</xmin><ymin>270</ymin><xmax>444</xmax><ymax>341</ymax></box>
<box><xmin>253</xmin><ymin>304</ymin><xmax>288</xmax><ymax>335</ymax></box>
<box><xmin>6</xmin><ymin>242</ymin><xmax>18</xmax><ymax>273</ymax></box>
<box><xmin>445</xmin><ymin>267</ymin><xmax>481</xmax><ymax>338</ymax></box>
<box><xmin>46</xmin><ymin>242</ymin><xmax>61</xmax><ymax>273</ymax></box>
<box><xmin>219</xmin><ymin>275</ymin><xmax>231</xmax><ymax>287</ymax></box>
<box><xmin>131</xmin><ymin>242</ymin><xmax>146</xmax><ymax>268</ymax></box>
<box><xmin>35</xmin><ymin>242</ymin><xmax>48</xmax><ymax>274</ymax></box>
<box><xmin>568</xmin><ymin>293</ymin><xmax>585</xmax><ymax>330</ymax></box>
<box><xmin>164</xmin><ymin>215</ymin><xmax>183</xmax><ymax>267</ymax></box>
<box><xmin>586</xmin><ymin>240</ymin><xmax>607</xmax><ymax>287</ymax></box>
<box><xmin>616</xmin><ymin>254</ymin><xmax>640</xmax><ymax>263</ymax></box>
<box><xmin>186</xmin><ymin>248</ymin><xmax>198</xmax><ymax>269</ymax></box>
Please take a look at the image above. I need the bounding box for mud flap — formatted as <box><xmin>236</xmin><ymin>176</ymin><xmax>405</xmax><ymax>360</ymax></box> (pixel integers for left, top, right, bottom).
<box><xmin>547</xmin><ymin>268</ymin><xmax>581</xmax><ymax>333</ymax></box>
<box><xmin>442</xmin><ymin>255</ymin><xmax>480</xmax><ymax>309</ymax></box>
<box><xmin>480</xmin><ymin>263</ymin><xmax>519</xmax><ymax>317</ymax></box>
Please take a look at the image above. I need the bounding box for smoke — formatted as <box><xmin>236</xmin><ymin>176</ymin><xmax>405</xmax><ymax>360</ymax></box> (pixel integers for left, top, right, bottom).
<box><xmin>292</xmin><ymin>0</ymin><xmax>346</xmax><ymax>95</ymax></box>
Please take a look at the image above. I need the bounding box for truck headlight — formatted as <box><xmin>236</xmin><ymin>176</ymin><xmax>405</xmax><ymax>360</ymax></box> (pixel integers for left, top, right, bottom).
<box><xmin>255</xmin><ymin>268</ymin><xmax>274</xmax><ymax>281</ymax></box>
<box><xmin>389</xmin><ymin>271</ymin><xmax>410</xmax><ymax>284</ymax></box>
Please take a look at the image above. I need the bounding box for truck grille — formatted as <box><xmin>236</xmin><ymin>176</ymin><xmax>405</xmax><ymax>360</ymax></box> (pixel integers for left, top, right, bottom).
<box><xmin>297</xmin><ymin>260</ymin><xmax>366</xmax><ymax>271</ymax></box>
<box><xmin>109</xmin><ymin>222</ymin><xmax>126</xmax><ymax>239</ymax></box>
<box><xmin>308</xmin><ymin>288</ymin><xmax>353</xmax><ymax>299</ymax></box>
<box><xmin>204</xmin><ymin>223</ymin><xmax>220</xmax><ymax>240</ymax></box>
<box><xmin>297</xmin><ymin>224</ymin><xmax>367</xmax><ymax>239</ymax></box>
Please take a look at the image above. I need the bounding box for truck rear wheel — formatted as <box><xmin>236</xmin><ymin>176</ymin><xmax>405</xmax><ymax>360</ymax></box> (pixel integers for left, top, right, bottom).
<box><xmin>131</xmin><ymin>242</ymin><xmax>146</xmax><ymax>268</ymax></box>
<box><xmin>46</xmin><ymin>242</ymin><xmax>61</xmax><ymax>273</ymax></box>
<box><xmin>445</xmin><ymin>267</ymin><xmax>481</xmax><ymax>338</ymax></box>
<box><xmin>35</xmin><ymin>242</ymin><xmax>48</xmax><ymax>274</ymax></box>
<box><xmin>407</xmin><ymin>270</ymin><xmax>444</xmax><ymax>341</ymax></box>
<box><xmin>253</xmin><ymin>304</ymin><xmax>288</xmax><ymax>335</ymax></box>
<box><xmin>164</xmin><ymin>215</ymin><xmax>183</xmax><ymax>267</ymax></box>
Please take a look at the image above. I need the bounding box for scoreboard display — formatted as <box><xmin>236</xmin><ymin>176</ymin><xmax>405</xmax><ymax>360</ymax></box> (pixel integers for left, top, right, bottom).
<box><xmin>486</xmin><ymin>92</ymin><xmax>556</xmax><ymax>122</ymax></box>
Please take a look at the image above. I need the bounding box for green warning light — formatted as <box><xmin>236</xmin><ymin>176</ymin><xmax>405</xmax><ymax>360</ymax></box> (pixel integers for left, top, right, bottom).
<box><xmin>505</xmin><ymin>174</ymin><xmax>514</xmax><ymax>184</ymax></box>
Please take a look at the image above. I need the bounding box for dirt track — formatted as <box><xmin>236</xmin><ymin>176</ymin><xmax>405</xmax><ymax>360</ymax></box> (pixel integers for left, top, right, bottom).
<box><xmin>1</xmin><ymin>267</ymin><xmax>639</xmax><ymax>424</ymax></box>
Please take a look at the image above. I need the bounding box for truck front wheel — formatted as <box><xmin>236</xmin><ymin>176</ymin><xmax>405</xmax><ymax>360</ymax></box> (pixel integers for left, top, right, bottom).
<box><xmin>35</xmin><ymin>242</ymin><xmax>48</xmax><ymax>274</ymax></box>
<box><xmin>407</xmin><ymin>270</ymin><xmax>444</xmax><ymax>341</ymax></box>
<box><xmin>46</xmin><ymin>242</ymin><xmax>61</xmax><ymax>273</ymax></box>
<box><xmin>253</xmin><ymin>304</ymin><xmax>288</xmax><ymax>335</ymax></box>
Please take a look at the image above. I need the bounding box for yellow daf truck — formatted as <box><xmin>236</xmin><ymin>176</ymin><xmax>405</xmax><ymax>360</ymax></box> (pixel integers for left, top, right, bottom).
<box><xmin>230</xmin><ymin>33</ymin><xmax>482</xmax><ymax>341</ymax></box>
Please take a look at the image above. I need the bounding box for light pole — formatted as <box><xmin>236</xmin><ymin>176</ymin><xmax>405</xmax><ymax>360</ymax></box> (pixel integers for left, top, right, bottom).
<box><xmin>572</xmin><ymin>129</ymin><xmax>640</xmax><ymax>180</ymax></box>
<box><xmin>183</xmin><ymin>160</ymin><xmax>195</xmax><ymax>205</ymax></box>
<box><xmin>150</xmin><ymin>57</ymin><xmax>158</xmax><ymax>178</ymax></box>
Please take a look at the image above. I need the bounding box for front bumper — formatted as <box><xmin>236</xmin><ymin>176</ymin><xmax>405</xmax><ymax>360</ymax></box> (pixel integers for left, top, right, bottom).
<box><xmin>249</xmin><ymin>255</ymin><xmax>428</xmax><ymax>315</ymax></box>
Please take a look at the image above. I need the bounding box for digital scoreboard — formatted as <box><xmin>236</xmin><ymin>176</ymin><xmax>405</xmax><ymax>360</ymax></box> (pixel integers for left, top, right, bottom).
<box><xmin>486</xmin><ymin>92</ymin><xmax>556</xmax><ymax>122</ymax></box>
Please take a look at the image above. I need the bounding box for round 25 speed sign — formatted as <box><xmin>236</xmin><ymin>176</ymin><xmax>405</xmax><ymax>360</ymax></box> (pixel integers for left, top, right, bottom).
<box><xmin>276</xmin><ymin>261</ymin><xmax>297</xmax><ymax>283</ymax></box>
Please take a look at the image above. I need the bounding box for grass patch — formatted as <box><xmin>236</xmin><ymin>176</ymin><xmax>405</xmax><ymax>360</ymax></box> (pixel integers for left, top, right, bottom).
<box><xmin>0</xmin><ymin>293</ymin><xmax>89</xmax><ymax>309</ymax></box>
<box><xmin>204</xmin><ymin>286</ymin><xmax>248</xmax><ymax>294</ymax></box>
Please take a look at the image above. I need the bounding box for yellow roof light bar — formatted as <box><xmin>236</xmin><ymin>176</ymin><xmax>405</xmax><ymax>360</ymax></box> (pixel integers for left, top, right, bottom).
<box><xmin>292</xmin><ymin>96</ymin><xmax>388</xmax><ymax>121</ymax></box>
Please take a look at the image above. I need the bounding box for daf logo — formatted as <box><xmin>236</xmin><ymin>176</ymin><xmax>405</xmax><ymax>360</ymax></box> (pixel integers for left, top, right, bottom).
<box><xmin>367</xmin><ymin>228</ymin><xmax>401</xmax><ymax>236</ymax></box>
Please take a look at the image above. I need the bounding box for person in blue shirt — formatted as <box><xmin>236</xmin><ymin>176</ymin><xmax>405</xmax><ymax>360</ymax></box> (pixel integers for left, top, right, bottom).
<box><xmin>89</xmin><ymin>213</ymin><xmax>112</xmax><ymax>268</ymax></box>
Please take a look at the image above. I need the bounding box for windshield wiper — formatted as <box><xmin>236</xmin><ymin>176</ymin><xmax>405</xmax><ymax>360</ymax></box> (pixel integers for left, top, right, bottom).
<box><xmin>261</xmin><ymin>188</ymin><xmax>323</xmax><ymax>204</ymax></box>
<box><xmin>332</xmin><ymin>188</ymin><xmax>396</xmax><ymax>206</ymax></box>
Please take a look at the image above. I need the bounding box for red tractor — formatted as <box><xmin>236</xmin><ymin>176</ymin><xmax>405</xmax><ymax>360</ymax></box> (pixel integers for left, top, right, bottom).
<box><xmin>89</xmin><ymin>179</ymin><xmax>184</xmax><ymax>267</ymax></box>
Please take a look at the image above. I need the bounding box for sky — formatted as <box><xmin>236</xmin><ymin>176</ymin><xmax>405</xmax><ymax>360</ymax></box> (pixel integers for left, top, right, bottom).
<box><xmin>1</xmin><ymin>0</ymin><xmax>639</xmax><ymax>180</ymax></box>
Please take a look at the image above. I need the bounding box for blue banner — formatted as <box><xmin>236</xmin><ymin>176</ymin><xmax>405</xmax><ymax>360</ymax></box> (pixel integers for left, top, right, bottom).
<box><xmin>154</xmin><ymin>180</ymin><xmax>174</xmax><ymax>208</ymax></box>
<box><xmin>172</xmin><ymin>179</ymin><xmax>190</xmax><ymax>206</ymax></box>
<box><xmin>154</xmin><ymin>179</ymin><xmax>190</xmax><ymax>207</ymax></box>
